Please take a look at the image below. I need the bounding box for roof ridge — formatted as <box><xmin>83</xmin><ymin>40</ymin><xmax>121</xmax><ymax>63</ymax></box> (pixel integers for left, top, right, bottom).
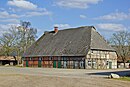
<box><xmin>44</xmin><ymin>26</ymin><xmax>94</xmax><ymax>33</ymax></box>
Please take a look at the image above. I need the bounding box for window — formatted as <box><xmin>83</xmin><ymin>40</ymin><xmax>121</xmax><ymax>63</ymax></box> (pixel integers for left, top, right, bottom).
<box><xmin>75</xmin><ymin>61</ymin><xmax>79</xmax><ymax>67</ymax></box>
<box><xmin>63</xmin><ymin>61</ymin><xmax>67</xmax><ymax>68</ymax></box>
<box><xmin>58</xmin><ymin>57</ymin><xmax>60</xmax><ymax>61</ymax></box>
<box><xmin>63</xmin><ymin>57</ymin><xmax>67</xmax><ymax>61</ymax></box>
<box><xmin>88</xmin><ymin>61</ymin><xmax>91</xmax><ymax>66</ymax></box>
<box><xmin>80</xmin><ymin>61</ymin><xmax>84</xmax><ymax>68</ymax></box>
<box><xmin>39</xmin><ymin>57</ymin><xmax>42</xmax><ymax>61</ymax></box>
<box><xmin>49</xmin><ymin>57</ymin><xmax>52</xmax><ymax>60</ymax></box>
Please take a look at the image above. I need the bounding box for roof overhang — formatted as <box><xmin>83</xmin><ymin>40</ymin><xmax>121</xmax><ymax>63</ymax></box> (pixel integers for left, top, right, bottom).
<box><xmin>22</xmin><ymin>54</ymin><xmax>86</xmax><ymax>58</ymax></box>
<box><xmin>90</xmin><ymin>48</ymin><xmax>116</xmax><ymax>52</ymax></box>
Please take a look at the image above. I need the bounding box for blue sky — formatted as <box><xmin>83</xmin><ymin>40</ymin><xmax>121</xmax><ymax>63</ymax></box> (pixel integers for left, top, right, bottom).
<box><xmin>0</xmin><ymin>0</ymin><xmax>130</xmax><ymax>39</ymax></box>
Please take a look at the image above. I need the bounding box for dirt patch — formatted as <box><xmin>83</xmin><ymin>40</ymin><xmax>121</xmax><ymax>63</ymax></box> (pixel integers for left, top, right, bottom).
<box><xmin>0</xmin><ymin>74</ymin><xmax>130</xmax><ymax>87</ymax></box>
<box><xmin>0</xmin><ymin>67</ymin><xmax>130</xmax><ymax>87</ymax></box>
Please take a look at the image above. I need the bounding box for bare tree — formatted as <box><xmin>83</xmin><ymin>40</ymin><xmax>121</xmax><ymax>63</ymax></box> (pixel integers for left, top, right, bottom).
<box><xmin>16</xmin><ymin>21</ymin><xmax>37</xmax><ymax>55</ymax></box>
<box><xmin>110</xmin><ymin>31</ymin><xmax>130</xmax><ymax>68</ymax></box>
<box><xmin>0</xmin><ymin>26</ymin><xmax>17</xmax><ymax>56</ymax></box>
<box><xmin>0</xmin><ymin>21</ymin><xmax>37</xmax><ymax>65</ymax></box>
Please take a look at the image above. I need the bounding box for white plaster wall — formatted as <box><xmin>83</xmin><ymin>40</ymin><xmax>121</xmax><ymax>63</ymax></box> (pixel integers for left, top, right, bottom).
<box><xmin>86</xmin><ymin>50</ymin><xmax>117</xmax><ymax>69</ymax></box>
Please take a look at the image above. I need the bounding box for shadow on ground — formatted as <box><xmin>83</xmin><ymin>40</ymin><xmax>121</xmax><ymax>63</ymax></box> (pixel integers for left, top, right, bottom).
<box><xmin>87</xmin><ymin>70</ymin><xmax>130</xmax><ymax>77</ymax></box>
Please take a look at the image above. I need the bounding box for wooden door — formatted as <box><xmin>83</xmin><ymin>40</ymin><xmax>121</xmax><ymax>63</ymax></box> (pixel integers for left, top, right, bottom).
<box><xmin>109</xmin><ymin>61</ymin><xmax>112</xmax><ymax>69</ymax></box>
<box><xmin>58</xmin><ymin>61</ymin><xmax>61</xmax><ymax>68</ymax></box>
<box><xmin>26</xmin><ymin>61</ymin><xmax>28</xmax><ymax>67</ymax></box>
<box><xmin>53</xmin><ymin>61</ymin><xmax>57</xmax><ymax>68</ymax></box>
<box><xmin>38</xmin><ymin>60</ymin><xmax>42</xmax><ymax>67</ymax></box>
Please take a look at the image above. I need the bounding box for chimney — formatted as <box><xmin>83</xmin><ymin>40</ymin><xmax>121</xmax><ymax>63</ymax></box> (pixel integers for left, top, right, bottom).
<box><xmin>54</xmin><ymin>26</ymin><xmax>58</xmax><ymax>33</ymax></box>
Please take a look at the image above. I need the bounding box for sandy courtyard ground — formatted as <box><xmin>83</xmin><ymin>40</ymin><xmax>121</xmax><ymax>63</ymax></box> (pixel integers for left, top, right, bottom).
<box><xmin>0</xmin><ymin>67</ymin><xmax>130</xmax><ymax>87</ymax></box>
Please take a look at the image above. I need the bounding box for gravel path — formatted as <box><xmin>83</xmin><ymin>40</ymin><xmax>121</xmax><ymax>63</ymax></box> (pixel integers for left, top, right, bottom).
<box><xmin>0</xmin><ymin>67</ymin><xmax>130</xmax><ymax>87</ymax></box>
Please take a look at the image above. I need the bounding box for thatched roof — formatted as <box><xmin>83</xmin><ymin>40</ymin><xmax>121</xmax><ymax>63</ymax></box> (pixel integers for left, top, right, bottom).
<box><xmin>23</xmin><ymin>26</ymin><xmax>114</xmax><ymax>57</ymax></box>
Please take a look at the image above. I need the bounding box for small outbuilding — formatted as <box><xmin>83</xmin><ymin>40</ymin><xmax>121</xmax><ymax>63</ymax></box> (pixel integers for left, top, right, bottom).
<box><xmin>0</xmin><ymin>56</ymin><xmax>17</xmax><ymax>66</ymax></box>
<box><xmin>22</xmin><ymin>26</ymin><xmax>117</xmax><ymax>69</ymax></box>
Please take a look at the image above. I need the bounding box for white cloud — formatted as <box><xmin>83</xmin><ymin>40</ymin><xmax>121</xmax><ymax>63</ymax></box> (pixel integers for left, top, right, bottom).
<box><xmin>95</xmin><ymin>11</ymin><xmax>130</xmax><ymax>20</ymax></box>
<box><xmin>55</xmin><ymin>0</ymin><xmax>102</xmax><ymax>9</ymax></box>
<box><xmin>0</xmin><ymin>25</ymin><xmax>8</xmax><ymax>36</ymax></box>
<box><xmin>8</xmin><ymin>7</ymin><xmax>21</xmax><ymax>12</ymax></box>
<box><xmin>0</xmin><ymin>9</ymin><xmax>51</xmax><ymax>19</ymax></box>
<box><xmin>0</xmin><ymin>19</ymin><xmax>20</xmax><ymax>24</ymax></box>
<box><xmin>0</xmin><ymin>24</ymin><xmax>15</xmax><ymax>36</ymax></box>
<box><xmin>54</xmin><ymin>24</ymin><xmax>71</xmax><ymax>29</ymax></box>
<box><xmin>0</xmin><ymin>11</ymin><xmax>19</xmax><ymax>18</ymax></box>
<box><xmin>7</xmin><ymin>0</ymin><xmax>37</xmax><ymax>10</ymax></box>
<box><xmin>96</xmin><ymin>23</ymin><xmax>126</xmax><ymax>31</ymax></box>
<box><xmin>5</xmin><ymin>0</ymin><xmax>52</xmax><ymax>19</ymax></box>
<box><xmin>0</xmin><ymin>24</ymin><xmax>21</xmax><ymax>36</ymax></box>
<box><xmin>80</xmin><ymin>15</ymin><xmax>87</xmax><ymax>19</ymax></box>
<box><xmin>25</xmin><ymin>11</ymin><xmax>52</xmax><ymax>17</ymax></box>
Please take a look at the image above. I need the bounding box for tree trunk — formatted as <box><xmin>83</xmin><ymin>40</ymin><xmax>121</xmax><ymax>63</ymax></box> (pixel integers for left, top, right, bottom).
<box><xmin>17</xmin><ymin>57</ymin><xmax>20</xmax><ymax>65</ymax></box>
<box><xmin>123</xmin><ymin>60</ymin><xmax>126</xmax><ymax>68</ymax></box>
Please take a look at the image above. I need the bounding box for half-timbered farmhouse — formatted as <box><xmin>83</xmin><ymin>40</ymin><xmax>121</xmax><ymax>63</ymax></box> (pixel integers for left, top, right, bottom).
<box><xmin>22</xmin><ymin>26</ymin><xmax>117</xmax><ymax>69</ymax></box>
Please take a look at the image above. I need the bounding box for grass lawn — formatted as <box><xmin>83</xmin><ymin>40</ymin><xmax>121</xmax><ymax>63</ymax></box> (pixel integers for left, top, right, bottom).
<box><xmin>116</xmin><ymin>77</ymin><xmax>130</xmax><ymax>81</ymax></box>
